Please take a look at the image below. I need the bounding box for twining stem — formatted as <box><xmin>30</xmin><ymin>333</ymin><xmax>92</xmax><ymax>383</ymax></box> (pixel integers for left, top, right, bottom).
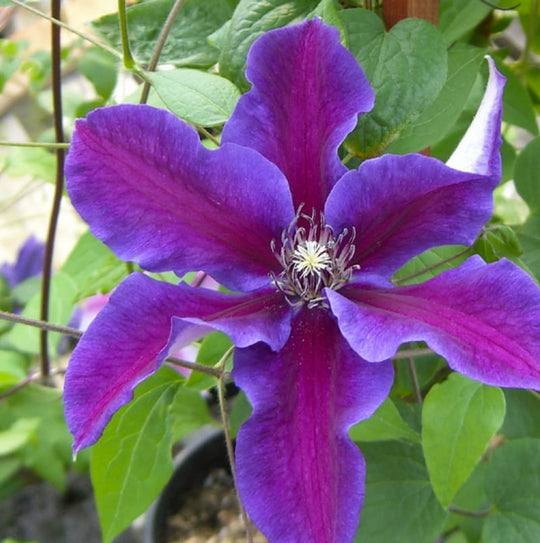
<box><xmin>39</xmin><ymin>0</ymin><xmax>65</xmax><ymax>380</ymax></box>
<box><xmin>406</xmin><ymin>357</ymin><xmax>423</xmax><ymax>403</ymax></box>
<box><xmin>8</xmin><ymin>0</ymin><xmax>122</xmax><ymax>59</ymax></box>
<box><xmin>139</xmin><ymin>0</ymin><xmax>186</xmax><ymax>104</ymax></box>
<box><xmin>136</xmin><ymin>0</ymin><xmax>220</xmax><ymax>147</ymax></box>
<box><xmin>216</xmin><ymin>346</ymin><xmax>254</xmax><ymax>543</ymax></box>
<box><xmin>0</xmin><ymin>310</ymin><xmax>81</xmax><ymax>337</ymax></box>
<box><xmin>118</xmin><ymin>0</ymin><xmax>136</xmax><ymax>70</ymax></box>
<box><xmin>0</xmin><ymin>141</ymin><xmax>69</xmax><ymax>149</ymax></box>
<box><xmin>447</xmin><ymin>505</ymin><xmax>491</xmax><ymax>518</ymax></box>
<box><xmin>393</xmin><ymin>347</ymin><xmax>432</xmax><ymax>359</ymax></box>
<box><xmin>0</xmin><ymin>310</ymin><xmax>224</xmax><ymax>379</ymax></box>
<box><xmin>167</xmin><ymin>356</ymin><xmax>225</xmax><ymax>379</ymax></box>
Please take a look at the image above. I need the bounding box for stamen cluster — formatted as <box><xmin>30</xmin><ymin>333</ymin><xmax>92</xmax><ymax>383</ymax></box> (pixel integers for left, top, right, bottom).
<box><xmin>271</xmin><ymin>209</ymin><xmax>358</xmax><ymax>308</ymax></box>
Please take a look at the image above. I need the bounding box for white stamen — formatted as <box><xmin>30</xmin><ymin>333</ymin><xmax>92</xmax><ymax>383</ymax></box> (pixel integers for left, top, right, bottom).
<box><xmin>292</xmin><ymin>241</ymin><xmax>332</xmax><ymax>278</ymax></box>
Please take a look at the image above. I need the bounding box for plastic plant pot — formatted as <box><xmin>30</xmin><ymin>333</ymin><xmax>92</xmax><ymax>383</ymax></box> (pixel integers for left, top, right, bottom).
<box><xmin>143</xmin><ymin>426</ymin><xmax>230</xmax><ymax>543</ymax></box>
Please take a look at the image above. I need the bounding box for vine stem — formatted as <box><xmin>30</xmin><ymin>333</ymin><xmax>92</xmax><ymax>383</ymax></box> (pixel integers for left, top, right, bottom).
<box><xmin>38</xmin><ymin>0</ymin><xmax>64</xmax><ymax>380</ymax></box>
<box><xmin>135</xmin><ymin>0</ymin><xmax>220</xmax><ymax>146</ymax></box>
<box><xmin>118</xmin><ymin>0</ymin><xmax>136</xmax><ymax>70</ymax></box>
<box><xmin>216</xmin><ymin>346</ymin><xmax>254</xmax><ymax>543</ymax></box>
<box><xmin>0</xmin><ymin>310</ymin><xmax>225</xmax><ymax>379</ymax></box>
<box><xmin>8</xmin><ymin>0</ymin><xmax>122</xmax><ymax>59</ymax></box>
<box><xmin>447</xmin><ymin>505</ymin><xmax>491</xmax><ymax>518</ymax></box>
<box><xmin>0</xmin><ymin>141</ymin><xmax>69</xmax><ymax>148</ymax></box>
<box><xmin>406</xmin><ymin>357</ymin><xmax>423</xmax><ymax>403</ymax></box>
<box><xmin>139</xmin><ymin>0</ymin><xmax>186</xmax><ymax>104</ymax></box>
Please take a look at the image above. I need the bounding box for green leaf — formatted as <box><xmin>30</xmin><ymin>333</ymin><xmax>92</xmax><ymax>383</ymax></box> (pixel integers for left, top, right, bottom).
<box><xmin>438</xmin><ymin>0</ymin><xmax>493</xmax><ymax>44</ymax></box>
<box><xmin>422</xmin><ymin>373</ymin><xmax>506</xmax><ymax>508</ymax></box>
<box><xmin>310</xmin><ymin>0</ymin><xmax>346</xmax><ymax>44</ymax></box>
<box><xmin>5</xmin><ymin>272</ymin><xmax>78</xmax><ymax>355</ymax></box>
<box><xmin>92</xmin><ymin>0</ymin><xmax>232</xmax><ymax>68</ymax></box>
<box><xmin>519</xmin><ymin>0</ymin><xmax>540</xmax><ymax>56</ymax></box>
<box><xmin>514</xmin><ymin>135</ymin><xmax>540</xmax><ymax>212</ymax></box>
<box><xmin>498</xmin><ymin>62</ymin><xmax>539</xmax><ymax>135</ymax></box>
<box><xmin>3</xmin><ymin>147</ymin><xmax>55</xmax><ymax>183</ymax></box>
<box><xmin>393</xmin><ymin>245</ymin><xmax>470</xmax><ymax>285</ymax></box>
<box><xmin>483</xmin><ymin>439</ymin><xmax>540</xmax><ymax>543</ymax></box>
<box><xmin>349</xmin><ymin>398</ymin><xmax>420</xmax><ymax>443</ymax></box>
<box><xmin>517</xmin><ymin>213</ymin><xmax>540</xmax><ymax>282</ymax></box>
<box><xmin>0</xmin><ymin>384</ymin><xmax>73</xmax><ymax>489</ymax></box>
<box><xmin>91</xmin><ymin>367</ymin><xmax>212</xmax><ymax>543</ymax></box>
<box><xmin>0</xmin><ymin>351</ymin><xmax>29</xmax><ymax>387</ymax></box>
<box><xmin>218</xmin><ymin>0</ymin><xmax>321</xmax><ymax>89</ymax></box>
<box><xmin>0</xmin><ymin>419</ymin><xmax>40</xmax><ymax>456</ymax></box>
<box><xmin>473</xmin><ymin>223</ymin><xmax>523</xmax><ymax>264</ymax></box>
<box><xmin>78</xmin><ymin>47</ymin><xmax>118</xmax><ymax>100</ymax></box>
<box><xmin>500</xmin><ymin>389</ymin><xmax>540</xmax><ymax>439</ymax></box>
<box><xmin>60</xmin><ymin>230</ymin><xmax>128</xmax><ymax>301</ymax></box>
<box><xmin>393</xmin><ymin>350</ymin><xmax>447</xmax><ymax>399</ymax></box>
<box><xmin>229</xmin><ymin>390</ymin><xmax>252</xmax><ymax>438</ymax></box>
<box><xmin>148</xmin><ymin>69</ymin><xmax>241</xmax><ymax>126</ymax></box>
<box><xmin>355</xmin><ymin>441</ymin><xmax>447</xmax><ymax>543</ymax></box>
<box><xmin>387</xmin><ymin>44</ymin><xmax>484</xmax><ymax>155</ymax></box>
<box><xmin>0</xmin><ymin>457</ymin><xmax>21</xmax><ymax>487</ymax></box>
<box><xmin>343</xmin><ymin>10</ymin><xmax>447</xmax><ymax>158</ymax></box>
<box><xmin>445</xmin><ymin>462</ymin><xmax>489</xmax><ymax>543</ymax></box>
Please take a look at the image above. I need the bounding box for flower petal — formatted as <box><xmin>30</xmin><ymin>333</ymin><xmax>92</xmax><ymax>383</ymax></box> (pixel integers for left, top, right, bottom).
<box><xmin>65</xmin><ymin>273</ymin><xmax>292</xmax><ymax>451</ymax></box>
<box><xmin>325</xmin><ymin>154</ymin><xmax>496</xmax><ymax>277</ymax></box>
<box><xmin>222</xmin><ymin>19</ymin><xmax>374</xmax><ymax>211</ymax></box>
<box><xmin>65</xmin><ymin>104</ymin><xmax>294</xmax><ymax>292</ymax></box>
<box><xmin>327</xmin><ymin>257</ymin><xmax>540</xmax><ymax>389</ymax></box>
<box><xmin>1</xmin><ymin>235</ymin><xmax>44</xmax><ymax>288</ymax></box>
<box><xmin>233</xmin><ymin>308</ymin><xmax>394</xmax><ymax>542</ymax></box>
<box><xmin>446</xmin><ymin>57</ymin><xmax>505</xmax><ymax>179</ymax></box>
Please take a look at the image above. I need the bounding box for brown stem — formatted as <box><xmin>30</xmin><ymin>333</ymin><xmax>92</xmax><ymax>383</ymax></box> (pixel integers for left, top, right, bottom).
<box><xmin>39</xmin><ymin>0</ymin><xmax>65</xmax><ymax>380</ymax></box>
<box><xmin>216</xmin><ymin>347</ymin><xmax>254</xmax><ymax>543</ymax></box>
<box><xmin>406</xmin><ymin>357</ymin><xmax>423</xmax><ymax>403</ymax></box>
<box><xmin>139</xmin><ymin>0</ymin><xmax>186</xmax><ymax>104</ymax></box>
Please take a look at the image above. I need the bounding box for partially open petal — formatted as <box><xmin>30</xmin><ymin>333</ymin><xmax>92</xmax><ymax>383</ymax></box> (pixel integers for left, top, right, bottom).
<box><xmin>65</xmin><ymin>273</ymin><xmax>292</xmax><ymax>451</ymax></box>
<box><xmin>233</xmin><ymin>308</ymin><xmax>394</xmax><ymax>543</ymax></box>
<box><xmin>327</xmin><ymin>257</ymin><xmax>540</xmax><ymax>389</ymax></box>
<box><xmin>66</xmin><ymin>105</ymin><xmax>294</xmax><ymax>292</ymax></box>
<box><xmin>446</xmin><ymin>57</ymin><xmax>505</xmax><ymax>180</ymax></box>
<box><xmin>325</xmin><ymin>154</ymin><xmax>495</xmax><ymax>278</ymax></box>
<box><xmin>222</xmin><ymin>18</ymin><xmax>374</xmax><ymax>211</ymax></box>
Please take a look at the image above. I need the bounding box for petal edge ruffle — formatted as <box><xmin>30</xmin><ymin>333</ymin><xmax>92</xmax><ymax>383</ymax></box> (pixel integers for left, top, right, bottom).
<box><xmin>328</xmin><ymin>257</ymin><xmax>540</xmax><ymax>389</ymax></box>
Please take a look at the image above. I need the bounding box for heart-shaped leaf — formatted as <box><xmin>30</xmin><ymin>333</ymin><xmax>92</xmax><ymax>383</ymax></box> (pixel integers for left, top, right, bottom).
<box><xmin>218</xmin><ymin>0</ymin><xmax>321</xmax><ymax>89</ymax></box>
<box><xmin>341</xmin><ymin>9</ymin><xmax>447</xmax><ymax>158</ymax></box>
<box><xmin>483</xmin><ymin>439</ymin><xmax>540</xmax><ymax>543</ymax></box>
<box><xmin>422</xmin><ymin>373</ymin><xmax>506</xmax><ymax>508</ymax></box>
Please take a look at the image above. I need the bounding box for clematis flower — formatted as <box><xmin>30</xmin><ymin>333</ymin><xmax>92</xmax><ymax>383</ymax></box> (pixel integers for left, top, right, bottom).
<box><xmin>1</xmin><ymin>235</ymin><xmax>44</xmax><ymax>289</ymax></box>
<box><xmin>63</xmin><ymin>19</ymin><xmax>540</xmax><ymax>543</ymax></box>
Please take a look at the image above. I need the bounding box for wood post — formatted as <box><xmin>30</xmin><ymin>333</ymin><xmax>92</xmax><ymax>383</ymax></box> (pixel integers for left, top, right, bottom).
<box><xmin>382</xmin><ymin>0</ymin><xmax>439</xmax><ymax>29</ymax></box>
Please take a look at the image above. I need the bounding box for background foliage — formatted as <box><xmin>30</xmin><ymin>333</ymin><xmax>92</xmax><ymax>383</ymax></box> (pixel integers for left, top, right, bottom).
<box><xmin>0</xmin><ymin>0</ymin><xmax>539</xmax><ymax>542</ymax></box>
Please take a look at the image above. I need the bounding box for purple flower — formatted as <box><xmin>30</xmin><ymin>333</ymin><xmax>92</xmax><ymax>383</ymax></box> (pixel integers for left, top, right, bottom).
<box><xmin>63</xmin><ymin>20</ymin><xmax>540</xmax><ymax>543</ymax></box>
<box><xmin>1</xmin><ymin>235</ymin><xmax>44</xmax><ymax>289</ymax></box>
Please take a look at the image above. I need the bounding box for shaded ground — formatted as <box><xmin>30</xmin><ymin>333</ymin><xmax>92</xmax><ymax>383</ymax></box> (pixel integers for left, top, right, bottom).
<box><xmin>0</xmin><ymin>472</ymin><xmax>139</xmax><ymax>543</ymax></box>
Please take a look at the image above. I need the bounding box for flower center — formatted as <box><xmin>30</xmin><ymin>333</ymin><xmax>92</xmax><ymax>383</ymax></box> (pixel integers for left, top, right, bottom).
<box><xmin>271</xmin><ymin>209</ymin><xmax>357</xmax><ymax>308</ymax></box>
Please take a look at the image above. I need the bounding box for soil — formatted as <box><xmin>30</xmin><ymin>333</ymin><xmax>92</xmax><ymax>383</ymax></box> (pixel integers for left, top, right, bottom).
<box><xmin>0</xmin><ymin>467</ymin><xmax>267</xmax><ymax>543</ymax></box>
<box><xmin>166</xmin><ymin>468</ymin><xmax>268</xmax><ymax>543</ymax></box>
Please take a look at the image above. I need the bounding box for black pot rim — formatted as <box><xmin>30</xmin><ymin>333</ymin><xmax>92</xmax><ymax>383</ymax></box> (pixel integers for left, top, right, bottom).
<box><xmin>142</xmin><ymin>426</ymin><xmax>229</xmax><ymax>543</ymax></box>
